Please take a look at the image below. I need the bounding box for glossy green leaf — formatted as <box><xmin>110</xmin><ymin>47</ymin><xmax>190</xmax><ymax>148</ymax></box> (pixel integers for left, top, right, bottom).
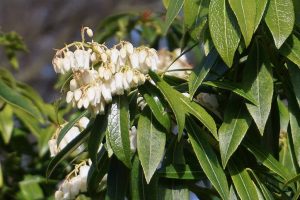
<box><xmin>137</xmin><ymin>107</ymin><xmax>166</xmax><ymax>183</ymax></box>
<box><xmin>265</xmin><ymin>0</ymin><xmax>295</xmax><ymax>48</ymax></box>
<box><xmin>219</xmin><ymin>97</ymin><xmax>252</xmax><ymax>167</ymax></box>
<box><xmin>0</xmin><ymin>105</ymin><xmax>13</xmax><ymax>144</ymax></box>
<box><xmin>209</xmin><ymin>0</ymin><xmax>241</xmax><ymax>66</ymax></box>
<box><xmin>228</xmin><ymin>0</ymin><xmax>256</xmax><ymax>47</ymax></box>
<box><xmin>139</xmin><ymin>83</ymin><xmax>171</xmax><ymax>131</ymax></box>
<box><xmin>105</xmin><ymin>157</ymin><xmax>129</xmax><ymax>200</ymax></box>
<box><xmin>149</xmin><ymin>71</ymin><xmax>186</xmax><ymax>138</ymax></box>
<box><xmin>277</xmin><ymin>97</ymin><xmax>289</xmax><ymax>133</ymax></box>
<box><xmin>254</xmin><ymin>0</ymin><xmax>268</xmax><ymax>31</ymax></box>
<box><xmin>88</xmin><ymin>114</ymin><xmax>107</xmax><ymax>167</ymax></box>
<box><xmin>228</xmin><ymin>161</ymin><xmax>259</xmax><ymax>200</ymax></box>
<box><xmin>57</xmin><ymin>110</ymin><xmax>89</xmax><ymax>145</ymax></box>
<box><xmin>107</xmin><ymin>96</ymin><xmax>131</xmax><ymax>168</ymax></box>
<box><xmin>189</xmin><ymin>48</ymin><xmax>219</xmax><ymax>98</ymax></box>
<box><xmin>163</xmin><ymin>0</ymin><xmax>185</xmax><ymax>34</ymax></box>
<box><xmin>158</xmin><ymin>164</ymin><xmax>205</xmax><ymax>179</ymax></box>
<box><xmin>46</xmin><ymin>124</ymin><xmax>92</xmax><ymax>178</ymax></box>
<box><xmin>280</xmin><ymin>35</ymin><xmax>300</xmax><ymax>66</ymax></box>
<box><xmin>289</xmin><ymin>109</ymin><xmax>300</xmax><ymax>166</ymax></box>
<box><xmin>279</xmin><ymin>133</ymin><xmax>297</xmax><ymax>174</ymax></box>
<box><xmin>229</xmin><ymin>185</ymin><xmax>239</xmax><ymax>200</ymax></box>
<box><xmin>203</xmin><ymin>81</ymin><xmax>257</xmax><ymax>105</ymax></box>
<box><xmin>0</xmin><ymin>79</ymin><xmax>41</xmax><ymax>120</ymax></box>
<box><xmin>186</xmin><ymin>118</ymin><xmax>229</xmax><ymax>200</ymax></box>
<box><xmin>243</xmin><ymin>138</ymin><xmax>292</xmax><ymax>181</ymax></box>
<box><xmin>158</xmin><ymin>182</ymin><xmax>189</xmax><ymax>200</ymax></box>
<box><xmin>243</xmin><ymin>41</ymin><xmax>273</xmax><ymax>135</ymax></box>
<box><xmin>248</xmin><ymin>169</ymin><xmax>274</xmax><ymax>200</ymax></box>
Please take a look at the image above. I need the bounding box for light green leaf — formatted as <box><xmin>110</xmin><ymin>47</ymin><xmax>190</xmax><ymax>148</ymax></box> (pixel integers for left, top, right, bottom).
<box><xmin>219</xmin><ymin>97</ymin><xmax>252</xmax><ymax>168</ymax></box>
<box><xmin>280</xmin><ymin>35</ymin><xmax>300</xmax><ymax>66</ymax></box>
<box><xmin>19</xmin><ymin>176</ymin><xmax>44</xmax><ymax>200</ymax></box>
<box><xmin>158</xmin><ymin>164</ymin><xmax>205</xmax><ymax>179</ymax></box>
<box><xmin>265</xmin><ymin>0</ymin><xmax>295</xmax><ymax>48</ymax></box>
<box><xmin>107</xmin><ymin>96</ymin><xmax>131</xmax><ymax>168</ymax></box>
<box><xmin>277</xmin><ymin>97</ymin><xmax>289</xmax><ymax>133</ymax></box>
<box><xmin>137</xmin><ymin>107</ymin><xmax>166</xmax><ymax>183</ymax></box>
<box><xmin>149</xmin><ymin>71</ymin><xmax>186</xmax><ymax>138</ymax></box>
<box><xmin>14</xmin><ymin>108</ymin><xmax>41</xmax><ymax>138</ymax></box>
<box><xmin>228</xmin><ymin>0</ymin><xmax>256</xmax><ymax>47</ymax></box>
<box><xmin>209</xmin><ymin>0</ymin><xmax>241</xmax><ymax>66</ymax></box>
<box><xmin>0</xmin><ymin>163</ymin><xmax>3</xmax><ymax>188</ymax></box>
<box><xmin>243</xmin><ymin>41</ymin><xmax>273</xmax><ymax>135</ymax></box>
<box><xmin>186</xmin><ymin>118</ymin><xmax>229</xmax><ymax>200</ymax></box>
<box><xmin>254</xmin><ymin>0</ymin><xmax>268</xmax><ymax>31</ymax></box>
<box><xmin>0</xmin><ymin>79</ymin><xmax>42</xmax><ymax>120</ymax></box>
<box><xmin>163</xmin><ymin>0</ymin><xmax>170</xmax><ymax>8</ymax></box>
<box><xmin>293</xmin><ymin>187</ymin><xmax>300</xmax><ymax>200</ymax></box>
<box><xmin>163</xmin><ymin>0</ymin><xmax>185</xmax><ymax>34</ymax></box>
<box><xmin>158</xmin><ymin>182</ymin><xmax>189</xmax><ymax>200</ymax></box>
<box><xmin>189</xmin><ymin>48</ymin><xmax>219</xmax><ymax>98</ymax></box>
<box><xmin>0</xmin><ymin>105</ymin><xmax>13</xmax><ymax>144</ymax></box>
<box><xmin>228</xmin><ymin>161</ymin><xmax>259</xmax><ymax>200</ymax></box>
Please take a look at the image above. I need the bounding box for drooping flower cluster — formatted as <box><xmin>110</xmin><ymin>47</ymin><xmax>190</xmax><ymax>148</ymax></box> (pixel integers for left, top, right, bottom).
<box><xmin>54</xmin><ymin>161</ymin><xmax>91</xmax><ymax>200</ymax></box>
<box><xmin>52</xmin><ymin>27</ymin><xmax>159</xmax><ymax>115</ymax></box>
<box><xmin>48</xmin><ymin>117</ymin><xmax>89</xmax><ymax>157</ymax></box>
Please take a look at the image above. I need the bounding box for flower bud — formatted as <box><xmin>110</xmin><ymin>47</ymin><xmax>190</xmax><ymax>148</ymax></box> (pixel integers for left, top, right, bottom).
<box><xmin>86</xmin><ymin>28</ymin><xmax>93</xmax><ymax>37</ymax></box>
<box><xmin>74</xmin><ymin>89</ymin><xmax>82</xmax><ymax>101</ymax></box>
<box><xmin>69</xmin><ymin>79</ymin><xmax>78</xmax><ymax>91</ymax></box>
<box><xmin>66</xmin><ymin>91</ymin><xmax>74</xmax><ymax>103</ymax></box>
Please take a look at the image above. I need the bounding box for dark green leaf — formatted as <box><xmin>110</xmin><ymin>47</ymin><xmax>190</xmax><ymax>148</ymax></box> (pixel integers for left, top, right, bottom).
<box><xmin>158</xmin><ymin>164</ymin><xmax>205</xmax><ymax>179</ymax></box>
<box><xmin>107</xmin><ymin>96</ymin><xmax>131</xmax><ymax>168</ymax></box>
<box><xmin>209</xmin><ymin>0</ymin><xmax>241</xmax><ymax>66</ymax></box>
<box><xmin>265</xmin><ymin>0</ymin><xmax>295</xmax><ymax>48</ymax></box>
<box><xmin>293</xmin><ymin>0</ymin><xmax>300</xmax><ymax>28</ymax></box>
<box><xmin>137</xmin><ymin>107</ymin><xmax>166</xmax><ymax>183</ymax></box>
<box><xmin>280</xmin><ymin>35</ymin><xmax>300</xmax><ymax>66</ymax></box>
<box><xmin>228</xmin><ymin>0</ymin><xmax>257</xmax><ymax>46</ymax></box>
<box><xmin>163</xmin><ymin>0</ymin><xmax>185</xmax><ymax>34</ymax></box>
<box><xmin>288</xmin><ymin>62</ymin><xmax>300</xmax><ymax>107</ymax></box>
<box><xmin>186</xmin><ymin>118</ymin><xmax>229</xmax><ymax>199</ymax></box>
<box><xmin>219</xmin><ymin>97</ymin><xmax>252</xmax><ymax>167</ymax></box>
<box><xmin>277</xmin><ymin>97</ymin><xmax>289</xmax><ymax>133</ymax></box>
<box><xmin>0</xmin><ymin>105</ymin><xmax>13</xmax><ymax>144</ymax></box>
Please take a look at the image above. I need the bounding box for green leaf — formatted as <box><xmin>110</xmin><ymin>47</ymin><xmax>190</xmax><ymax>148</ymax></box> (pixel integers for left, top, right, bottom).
<box><xmin>219</xmin><ymin>97</ymin><xmax>252</xmax><ymax>168</ymax></box>
<box><xmin>0</xmin><ymin>105</ymin><xmax>13</xmax><ymax>144</ymax></box>
<box><xmin>209</xmin><ymin>0</ymin><xmax>241</xmax><ymax>66</ymax></box>
<box><xmin>279</xmin><ymin>132</ymin><xmax>297</xmax><ymax>174</ymax></box>
<box><xmin>265</xmin><ymin>0</ymin><xmax>295</xmax><ymax>48</ymax></box>
<box><xmin>107</xmin><ymin>96</ymin><xmax>131</xmax><ymax>168</ymax></box>
<box><xmin>293</xmin><ymin>187</ymin><xmax>300</xmax><ymax>200</ymax></box>
<box><xmin>163</xmin><ymin>0</ymin><xmax>185</xmax><ymax>34</ymax></box>
<box><xmin>277</xmin><ymin>97</ymin><xmax>289</xmax><ymax>133</ymax></box>
<box><xmin>137</xmin><ymin>107</ymin><xmax>166</xmax><ymax>183</ymax></box>
<box><xmin>254</xmin><ymin>0</ymin><xmax>268</xmax><ymax>31</ymax></box>
<box><xmin>228</xmin><ymin>0</ymin><xmax>256</xmax><ymax>47</ymax></box>
<box><xmin>105</xmin><ymin>157</ymin><xmax>129</xmax><ymax>200</ymax></box>
<box><xmin>158</xmin><ymin>182</ymin><xmax>190</xmax><ymax>200</ymax></box>
<box><xmin>228</xmin><ymin>161</ymin><xmax>259</xmax><ymax>200</ymax></box>
<box><xmin>163</xmin><ymin>0</ymin><xmax>170</xmax><ymax>8</ymax></box>
<box><xmin>46</xmin><ymin>124</ymin><xmax>92</xmax><ymax>178</ymax></box>
<box><xmin>0</xmin><ymin>79</ymin><xmax>42</xmax><ymax>120</ymax></box>
<box><xmin>283</xmin><ymin>174</ymin><xmax>300</xmax><ymax>188</ymax></box>
<box><xmin>186</xmin><ymin>118</ymin><xmax>229</xmax><ymax>199</ymax></box>
<box><xmin>0</xmin><ymin>163</ymin><xmax>3</xmax><ymax>188</ymax></box>
<box><xmin>243</xmin><ymin>137</ymin><xmax>293</xmax><ymax>181</ymax></box>
<box><xmin>139</xmin><ymin>82</ymin><xmax>171</xmax><ymax>131</ymax></box>
<box><xmin>19</xmin><ymin>176</ymin><xmax>44</xmax><ymax>200</ymax></box>
<box><xmin>88</xmin><ymin>114</ymin><xmax>108</xmax><ymax>167</ymax></box>
<box><xmin>293</xmin><ymin>0</ymin><xmax>300</xmax><ymax>28</ymax></box>
<box><xmin>189</xmin><ymin>48</ymin><xmax>219</xmax><ymax>98</ymax></box>
<box><xmin>280</xmin><ymin>34</ymin><xmax>300</xmax><ymax>66</ymax></box>
<box><xmin>243</xmin><ymin>41</ymin><xmax>273</xmax><ymax>135</ymax></box>
<box><xmin>158</xmin><ymin>164</ymin><xmax>205</xmax><ymax>180</ymax></box>
<box><xmin>149</xmin><ymin>71</ymin><xmax>186</xmax><ymax>138</ymax></box>
<box><xmin>57</xmin><ymin>110</ymin><xmax>89</xmax><ymax>145</ymax></box>
<box><xmin>14</xmin><ymin>108</ymin><xmax>41</xmax><ymax>138</ymax></box>
<box><xmin>203</xmin><ymin>80</ymin><xmax>257</xmax><ymax>105</ymax></box>
<box><xmin>288</xmin><ymin>62</ymin><xmax>300</xmax><ymax>108</ymax></box>
<box><xmin>289</xmin><ymin>108</ymin><xmax>300</xmax><ymax>166</ymax></box>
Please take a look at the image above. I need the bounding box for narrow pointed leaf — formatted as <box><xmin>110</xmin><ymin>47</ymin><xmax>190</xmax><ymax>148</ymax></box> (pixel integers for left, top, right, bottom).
<box><xmin>184</xmin><ymin>0</ymin><xmax>209</xmax><ymax>29</ymax></box>
<box><xmin>158</xmin><ymin>164</ymin><xmax>205</xmax><ymax>180</ymax></box>
<box><xmin>265</xmin><ymin>0</ymin><xmax>295</xmax><ymax>48</ymax></box>
<box><xmin>228</xmin><ymin>0</ymin><xmax>256</xmax><ymax>46</ymax></box>
<box><xmin>0</xmin><ymin>105</ymin><xmax>13</xmax><ymax>144</ymax></box>
<box><xmin>289</xmin><ymin>109</ymin><xmax>300</xmax><ymax>166</ymax></box>
<box><xmin>254</xmin><ymin>0</ymin><xmax>268</xmax><ymax>31</ymax></box>
<box><xmin>189</xmin><ymin>48</ymin><xmax>219</xmax><ymax>98</ymax></box>
<box><xmin>219</xmin><ymin>97</ymin><xmax>252</xmax><ymax>167</ymax></box>
<box><xmin>186</xmin><ymin>118</ymin><xmax>229</xmax><ymax>199</ymax></box>
<box><xmin>107</xmin><ymin>96</ymin><xmax>131</xmax><ymax>168</ymax></box>
<box><xmin>209</xmin><ymin>0</ymin><xmax>241</xmax><ymax>66</ymax></box>
<box><xmin>280</xmin><ymin>35</ymin><xmax>300</xmax><ymax>67</ymax></box>
<box><xmin>288</xmin><ymin>62</ymin><xmax>300</xmax><ymax>108</ymax></box>
<box><xmin>163</xmin><ymin>0</ymin><xmax>185</xmax><ymax>34</ymax></box>
<box><xmin>137</xmin><ymin>107</ymin><xmax>166</xmax><ymax>183</ymax></box>
<box><xmin>243</xmin><ymin>42</ymin><xmax>273</xmax><ymax>135</ymax></box>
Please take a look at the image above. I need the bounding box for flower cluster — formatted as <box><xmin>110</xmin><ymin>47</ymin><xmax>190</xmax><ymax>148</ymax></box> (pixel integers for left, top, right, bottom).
<box><xmin>48</xmin><ymin>117</ymin><xmax>89</xmax><ymax>157</ymax></box>
<box><xmin>54</xmin><ymin>161</ymin><xmax>91</xmax><ymax>200</ymax></box>
<box><xmin>52</xmin><ymin>28</ymin><xmax>159</xmax><ymax>115</ymax></box>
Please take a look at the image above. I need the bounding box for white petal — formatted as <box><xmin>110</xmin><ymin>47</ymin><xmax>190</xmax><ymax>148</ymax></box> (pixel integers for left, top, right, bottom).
<box><xmin>129</xmin><ymin>53</ymin><xmax>139</xmax><ymax>69</ymax></box>
<box><xmin>110</xmin><ymin>79</ymin><xmax>117</xmax><ymax>95</ymax></box>
<box><xmin>120</xmin><ymin>47</ymin><xmax>127</xmax><ymax>59</ymax></box>
<box><xmin>74</xmin><ymin>49</ymin><xmax>85</xmax><ymax>69</ymax></box>
<box><xmin>77</xmin><ymin>99</ymin><xmax>83</xmax><ymax>109</ymax></box>
<box><xmin>66</xmin><ymin>91</ymin><xmax>74</xmax><ymax>103</ymax></box>
<box><xmin>48</xmin><ymin>139</ymin><xmax>57</xmax><ymax>157</ymax></box>
<box><xmin>101</xmin><ymin>53</ymin><xmax>108</xmax><ymax>63</ymax></box>
<box><xmin>74</xmin><ymin>89</ymin><xmax>82</xmax><ymax>101</ymax></box>
<box><xmin>65</xmin><ymin>127</ymin><xmax>80</xmax><ymax>142</ymax></box>
<box><xmin>58</xmin><ymin>138</ymin><xmax>68</xmax><ymax>150</ymax></box>
<box><xmin>87</xmin><ymin>87</ymin><xmax>96</xmax><ymax>102</ymax></box>
<box><xmin>54</xmin><ymin>190</ymin><xmax>64</xmax><ymax>200</ymax></box>
<box><xmin>98</xmin><ymin>67</ymin><xmax>104</xmax><ymax>79</ymax></box>
<box><xmin>101</xmin><ymin>84</ymin><xmax>112</xmax><ymax>103</ymax></box>
<box><xmin>91</xmin><ymin>52</ymin><xmax>97</xmax><ymax>63</ymax></box>
<box><xmin>79</xmin><ymin>165</ymin><xmax>90</xmax><ymax>179</ymax></box>
<box><xmin>79</xmin><ymin>117</ymin><xmax>90</xmax><ymax>129</ymax></box>
<box><xmin>110</xmin><ymin>48</ymin><xmax>119</xmax><ymax>64</ymax></box>
<box><xmin>83</xmin><ymin>50</ymin><xmax>91</xmax><ymax>70</ymax></box>
<box><xmin>62</xmin><ymin>57</ymin><xmax>71</xmax><ymax>72</ymax></box>
<box><xmin>122</xmin><ymin>75</ymin><xmax>130</xmax><ymax>91</ymax></box>
<box><xmin>126</xmin><ymin>70</ymin><xmax>133</xmax><ymax>84</ymax></box>
<box><xmin>83</xmin><ymin>97</ymin><xmax>89</xmax><ymax>109</ymax></box>
<box><xmin>69</xmin><ymin>79</ymin><xmax>78</xmax><ymax>91</ymax></box>
<box><xmin>86</xmin><ymin>28</ymin><xmax>93</xmax><ymax>37</ymax></box>
<box><xmin>125</xmin><ymin>42</ymin><xmax>134</xmax><ymax>54</ymax></box>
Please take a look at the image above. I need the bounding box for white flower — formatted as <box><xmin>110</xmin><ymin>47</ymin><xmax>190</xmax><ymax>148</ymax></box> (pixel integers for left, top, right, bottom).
<box><xmin>69</xmin><ymin>79</ymin><xmax>78</xmax><ymax>91</ymax></box>
<box><xmin>55</xmin><ymin>190</ymin><xmax>64</xmax><ymax>200</ymax></box>
<box><xmin>101</xmin><ymin>83</ymin><xmax>112</xmax><ymax>103</ymax></box>
<box><xmin>130</xmin><ymin>126</ymin><xmax>137</xmax><ymax>152</ymax></box>
<box><xmin>110</xmin><ymin>48</ymin><xmax>119</xmax><ymax>64</ymax></box>
<box><xmin>78</xmin><ymin>117</ymin><xmax>90</xmax><ymax>129</ymax></box>
<box><xmin>125</xmin><ymin>42</ymin><xmax>134</xmax><ymax>54</ymax></box>
<box><xmin>74</xmin><ymin>89</ymin><xmax>82</xmax><ymax>101</ymax></box>
<box><xmin>129</xmin><ymin>52</ymin><xmax>139</xmax><ymax>69</ymax></box>
<box><xmin>66</xmin><ymin>91</ymin><xmax>74</xmax><ymax>103</ymax></box>
<box><xmin>48</xmin><ymin>139</ymin><xmax>58</xmax><ymax>157</ymax></box>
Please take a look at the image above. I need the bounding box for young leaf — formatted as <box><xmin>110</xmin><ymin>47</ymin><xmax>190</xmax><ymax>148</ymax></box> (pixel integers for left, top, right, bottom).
<box><xmin>137</xmin><ymin>107</ymin><xmax>166</xmax><ymax>183</ymax></box>
<box><xmin>228</xmin><ymin>0</ymin><xmax>257</xmax><ymax>47</ymax></box>
<box><xmin>209</xmin><ymin>0</ymin><xmax>241</xmax><ymax>66</ymax></box>
<box><xmin>254</xmin><ymin>0</ymin><xmax>268</xmax><ymax>31</ymax></box>
<box><xmin>163</xmin><ymin>0</ymin><xmax>185</xmax><ymax>34</ymax></box>
<box><xmin>219</xmin><ymin>97</ymin><xmax>252</xmax><ymax>168</ymax></box>
<box><xmin>243</xmin><ymin>41</ymin><xmax>273</xmax><ymax>135</ymax></box>
<box><xmin>228</xmin><ymin>161</ymin><xmax>259</xmax><ymax>200</ymax></box>
<box><xmin>0</xmin><ymin>79</ymin><xmax>42</xmax><ymax>120</ymax></box>
<box><xmin>107</xmin><ymin>96</ymin><xmax>131</xmax><ymax>168</ymax></box>
<box><xmin>186</xmin><ymin>118</ymin><xmax>229</xmax><ymax>200</ymax></box>
<box><xmin>265</xmin><ymin>0</ymin><xmax>295</xmax><ymax>48</ymax></box>
<box><xmin>280</xmin><ymin>35</ymin><xmax>300</xmax><ymax>67</ymax></box>
<box><xmin>189</xmin><ymin>48</ymin><xmax>219</xmax><ymax>98</ymax></box>
<box><xmin>0</xmin><ymin>105</ymin><xmax>13</xmax><ymax>144</ymax></box>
